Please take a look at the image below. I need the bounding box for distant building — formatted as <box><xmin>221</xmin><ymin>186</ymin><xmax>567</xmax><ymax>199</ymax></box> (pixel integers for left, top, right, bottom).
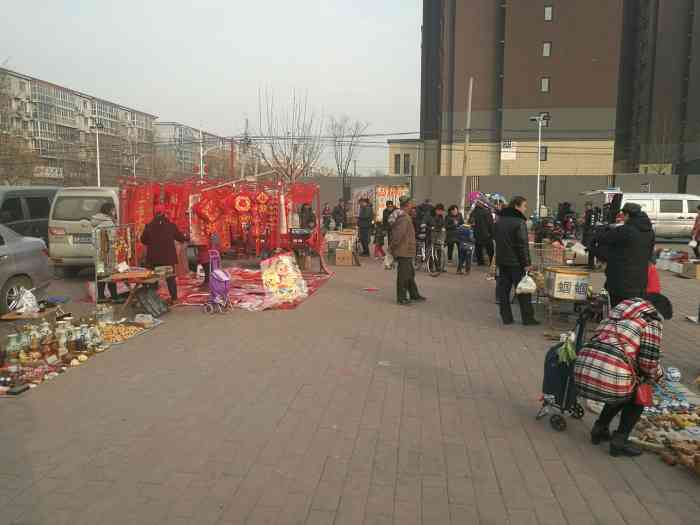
<box><xmin>387</xmin><ymin>139</ymin><xmax>423</xmax><ymax>177</ymax></box>
<box><xmin>411</xmin><ymin>1</ymin><xmax>700</xmax><ymax>191</ymax></box>
<box><xmin>0</xmin><ymin>67</ymin><xmax>156</xmax><ymax>185</ymax></box>
<box><xmin>153</xmin><ymin>122</ymin><xmax>229</xmax><ymax>179</ymax></box>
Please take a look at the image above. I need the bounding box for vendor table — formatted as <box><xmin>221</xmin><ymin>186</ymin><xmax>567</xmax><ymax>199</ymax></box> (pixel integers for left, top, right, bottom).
<box><xmin>98</xmin><ymin>276</ymin><xmax>162</xmax><ymax>315</ymax></box>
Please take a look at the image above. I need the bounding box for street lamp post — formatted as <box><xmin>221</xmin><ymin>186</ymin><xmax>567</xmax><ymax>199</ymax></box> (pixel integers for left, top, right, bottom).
<box><xmin>529</xmin><ymin>113</ymin><xmax>550</xmax><ymax>217</ymax></box>
<box><xmin>91</xmin><ymin>121</ymin><xmax>104</xmax><ymax>187</ymax></box>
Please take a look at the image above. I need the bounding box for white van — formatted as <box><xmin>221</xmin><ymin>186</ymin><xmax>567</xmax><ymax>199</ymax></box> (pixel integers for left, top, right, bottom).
<box><xmin>621</xmin><ymin>193</ymin><xmax>700</xmax><ymax>238</ymax></box>
<box><xmin>48</xmin><ymin>187</ymin><xmax>119</xmax><ymax>274</ymax></box>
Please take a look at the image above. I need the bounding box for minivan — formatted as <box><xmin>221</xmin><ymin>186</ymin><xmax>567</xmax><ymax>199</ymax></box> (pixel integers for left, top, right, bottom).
<box><xmin>583</xmin><ymin>190</ymin><xmax>700</xmax><ymax>238</ymax></box>
<box><xmin>0</xmin><ymin>186</ymin><xmax>60</xmax><ymax>244</ymax></box>
<box><xmin>48</xmin><ymin>187</ymin><xmax>119</xmax><ymax>274</ymax></box>
<box><xmin>621</xmin><ymin>193</ymin><xmax>700</xmax><ymax>238</ymax></box>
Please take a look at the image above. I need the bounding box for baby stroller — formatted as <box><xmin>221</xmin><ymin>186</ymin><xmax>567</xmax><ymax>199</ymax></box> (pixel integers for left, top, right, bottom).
<box><xmin>203</xmin><ymin>250</ymin><xmax>232</xmax><ymax>314</ymax></box>
<box><xmin>536</xmin><ymin>293</ymin><xmax>608</xmax><ymax>431</ymax></box>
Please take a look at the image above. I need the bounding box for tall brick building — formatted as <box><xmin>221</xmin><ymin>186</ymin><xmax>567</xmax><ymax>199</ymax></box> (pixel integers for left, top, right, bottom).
<box><xmin>407</xmin><ymin>0</ymin><xmax>700</xmax><ymax>191</ymax></box>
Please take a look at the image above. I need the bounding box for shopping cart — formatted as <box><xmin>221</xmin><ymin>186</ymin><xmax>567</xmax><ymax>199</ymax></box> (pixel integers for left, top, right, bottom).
<box><xmin>536</xmin><ymin>293</ymin><xmax>608</xmax><ymax>431</ymax></box>
<box><xmin>203</xmin><ymin>250</ymin><xmax>232</xmax><ymax>314</ymax></box>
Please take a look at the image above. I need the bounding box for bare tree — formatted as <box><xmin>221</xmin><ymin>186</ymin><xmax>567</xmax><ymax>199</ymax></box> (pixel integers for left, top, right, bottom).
<box><xmin>328</xmin><ymin>115</ymin><xmax>368</xmax><ymax>182</ymax></box>
<box><xmin>257</xmin><ymin>90</ymin><xmax>324</xmax><ymax>183</ymax></box>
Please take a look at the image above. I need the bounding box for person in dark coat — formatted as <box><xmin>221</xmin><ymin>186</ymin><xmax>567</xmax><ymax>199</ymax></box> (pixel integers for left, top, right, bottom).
<box><xmin>494</xmin><ymin>196</ymin><xmax>538</xmax><ymax>325</ymax></box>
<box><xmin>581</xmin><ymin>201</ymin><xmax>598</xmax><ymax>269</ymax></box>
<box><xmin>382</xmin><ymin>200</ymin><xmax>395</xmax><ymax>244</ymax></box>
<box><xmin>332</xmin><ymin>199</ymin><xmax>347</xmax><ymax>231</ymax></box>
<box><xmin>357</xmin><ymin>198</ymin><xmax>373</xmax><ymax>256</ymax></box>
<box><xmin>470</xmin><ymin>200</ymin><xmax>495</xmax><ymax>266</ymax></box>
<box><xmin>597</xmin><ymin>202</ymin><xmax>655</xmax><ymax>308</ymax></box>
<box><xmin>445</xmin><ymin>205</ymin><xmax>464</xmax><ymax>263</ymax></box>
<box><xmin>390</xmin><ymin>196</ymin><xmax>425</xmax><ymax>305</ymax></box>
<box><xmin>141</xmin><ymin>204</ymin><xmax>188</xmax><ymax>302</ymax></box>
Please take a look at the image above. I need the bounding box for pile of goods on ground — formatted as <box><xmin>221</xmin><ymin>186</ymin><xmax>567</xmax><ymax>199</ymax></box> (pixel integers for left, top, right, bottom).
<box><xmin>631</xmin><ymin>376</ymin><xmax>700</xmax><ymax>477</ymax></box>
<box><xmin>0</xmin><ymin>307</ymin><xmax>156</xmax><ymax>396</ymax></box>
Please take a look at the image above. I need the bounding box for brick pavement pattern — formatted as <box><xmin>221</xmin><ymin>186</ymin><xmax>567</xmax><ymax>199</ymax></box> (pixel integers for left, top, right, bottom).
<box><xmin>0</xmin><ymin>261</ymin><xmax>699</xmax><ymax>524</ymax></box>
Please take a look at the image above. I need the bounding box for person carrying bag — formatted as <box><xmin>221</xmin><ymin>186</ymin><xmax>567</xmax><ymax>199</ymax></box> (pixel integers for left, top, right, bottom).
<box><xmin>574</xmin><ymin>295</ymin><xmax>671</xmax><ymax>458</ymax></box>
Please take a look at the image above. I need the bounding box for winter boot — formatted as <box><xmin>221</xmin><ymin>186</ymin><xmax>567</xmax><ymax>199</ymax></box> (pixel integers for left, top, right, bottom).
<box><xmin>590</xmin><ymin>423</ymin><xmax>611</xmax><ymax>445</ymax></box>
<box><xmin>610</xmin><ymin>431</ymin><xmax>642</xmax><ymax>458</ymax></box>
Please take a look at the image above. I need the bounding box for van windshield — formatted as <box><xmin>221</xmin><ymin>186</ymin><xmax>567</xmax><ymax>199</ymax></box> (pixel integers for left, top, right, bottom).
<box><xmin>52</xmin><ymin>196</ymin><xmax>115</xmax><ymax>221</ymax></box>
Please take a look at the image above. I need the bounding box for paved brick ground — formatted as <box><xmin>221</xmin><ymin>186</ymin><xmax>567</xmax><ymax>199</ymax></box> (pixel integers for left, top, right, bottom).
<box><xmin>0</xmin><ymin>260</ymin><xmax>699</xmax><ymax>524</ymax></box>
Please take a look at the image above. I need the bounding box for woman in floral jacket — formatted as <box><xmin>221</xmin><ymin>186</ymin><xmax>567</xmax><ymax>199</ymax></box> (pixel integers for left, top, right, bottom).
<box><xmin>574</xmin><ymin>296</ymin><xmax>671</xmax><ymax>458</ymax></box>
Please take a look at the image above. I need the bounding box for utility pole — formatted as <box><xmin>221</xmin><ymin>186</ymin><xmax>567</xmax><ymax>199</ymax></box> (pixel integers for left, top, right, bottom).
<box><xmin>241</xmin><ymin>118</ymin><xmax>249</xmax><ymax>180</ymax></box>
<box><xmin>230</xmin><ymin>138</ymin><xmax>236</xmax><ymax>179</ymax></box>
<box><xmin>199</xmin><ymin>128</ymin><xmax>204</xmax><ymax>181</ymax></box>
<box><xmin>93</xmin><ymin>121</ymin><xmax>103</xmax><ymax>187</ymax></box>
<box><xmin>353</xmin><ymin>159</ymin><xmax>357</xmax><ymax>178</ymax></box>
<box><xmin>459</xmin><ymin>76</ymin><xmax>474</xmax><ymax>215</ymax></box>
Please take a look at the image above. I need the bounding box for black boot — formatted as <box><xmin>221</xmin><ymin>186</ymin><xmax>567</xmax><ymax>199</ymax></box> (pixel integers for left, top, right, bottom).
<box><xmin>590</xmin><ymin>423</ymin><xmax>611</xmax><ymax>445</ymax></box>
<box><xmin>610</xmin><ymin>431</ymin><xmax>642</xmax><ymax>457</ymax></box>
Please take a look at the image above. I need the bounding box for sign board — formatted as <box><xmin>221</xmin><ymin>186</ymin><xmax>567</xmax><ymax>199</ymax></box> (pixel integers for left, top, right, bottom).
<box><xmin>350</xmin><ymin>184</ymin><xmax>410</xmax><ymax>222</ymax></box>
<box><xmin>500</xmin><ymin>140</ymin><xmax>517</xmax><ymax>160</ymax></box>
<box><xmin>33</xmin><ymin>166</ymin><xmax>64</xmax><ymax>179</ymax></box>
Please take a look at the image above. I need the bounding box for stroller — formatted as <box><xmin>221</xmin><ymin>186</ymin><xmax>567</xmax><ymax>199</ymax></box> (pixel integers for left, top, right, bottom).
<box><xmin>203</xmin><ymin>250</ymin><xmax>232</xmax><ymax>314</ymax></box>
<box><xmin>536</xmin><ymin>293</ymin><xmax>608</xmax><ymax>431</ymax></box>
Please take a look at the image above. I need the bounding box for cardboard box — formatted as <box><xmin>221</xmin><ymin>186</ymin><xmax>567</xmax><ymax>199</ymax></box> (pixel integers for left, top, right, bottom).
<box><xmin>696</xmin><ymin>264</ymin><xmax>700</xmax><ymax>281</ymax></box>
<box><xmin>334</xmin><ymin>250</ymin><xmax>354</xmax><ymax>266</ymax></box>
<box><xmin>669</xmin><ymin>261</ymin><xmax>685</xmax><ymax>274</ymax></box>
<box><xmin>680</xmin><ymin>262</ymin><xmax>698</xmax><ymax>279</ymax></box>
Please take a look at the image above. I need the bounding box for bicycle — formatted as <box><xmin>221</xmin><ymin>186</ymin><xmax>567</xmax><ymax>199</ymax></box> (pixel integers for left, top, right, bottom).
<box><xmin>428</xmin><ymin>230</ymin><xmax>447</xmax><ymax>277</ymax></box>
<box><xmin>413</xmin><ymin>223</ymin><xmax>430</xmax><ymax>271</ymax></box>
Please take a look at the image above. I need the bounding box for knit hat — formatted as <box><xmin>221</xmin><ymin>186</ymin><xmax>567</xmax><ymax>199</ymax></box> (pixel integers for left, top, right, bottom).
<box><xmin>399</xmin><ymin>195</ymin><xmax>412</xmax><ymax>207</ymax></box>
<box><xmin>621</xmin><ymin>202</ymin><xmax>642</xmax><ymax>216</ymax></box>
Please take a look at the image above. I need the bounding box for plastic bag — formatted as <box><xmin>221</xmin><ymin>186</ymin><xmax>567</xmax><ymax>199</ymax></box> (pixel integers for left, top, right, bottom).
<box><xmin>16</xmin><ymin>288</ymin><xmax>39</xmax><ymax>314</ymax></box>
<box><xmin>383</xmin><ymin>253</ymin><xmax>394</xmax><ymax>269</ymax></box>
<box><xmin>516</xmin><ymin>274</ymin><xmax>537</xmax><ymax>295</ymax></box>
<box><xmin>689</xmin><ymin>240</ymin><xmax>698</xmax><ymax>248</ymax></box>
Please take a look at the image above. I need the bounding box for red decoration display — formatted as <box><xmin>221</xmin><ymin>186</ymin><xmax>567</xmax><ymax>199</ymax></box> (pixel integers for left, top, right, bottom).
<box><xmin>119</xmin><ymin>178</ymin><xmax>320</xmax><ymax>262</ymax></box>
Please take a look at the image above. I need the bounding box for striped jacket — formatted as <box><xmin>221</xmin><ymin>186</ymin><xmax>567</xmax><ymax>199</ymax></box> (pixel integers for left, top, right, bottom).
<box><xmin>574</xmin><ymin>299</ymin><xmax>663</xmax><ymax>404</ymax></box>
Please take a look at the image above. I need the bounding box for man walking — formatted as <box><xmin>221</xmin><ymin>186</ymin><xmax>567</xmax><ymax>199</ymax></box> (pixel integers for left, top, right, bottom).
<box><xmin>597</xmin><ymin>202</ymin><xmax>655</xmax><ymax>307</ymax></box>
<box><xmin>357</xmin><ymin>198</ymin><xmax>373</xmax><ymax>256</ymax></box>
<box><xmin>494</xmin><ymin>196</ymin><xmax>538</xmax><ymax>325</ymax></box>
<box><xmin>332</xmin><ymin>199</ymin><xmax>347</xmax><ymax>231</ymax></box>
<box><xmin>390</xmin><ymin>196</ymin><xmax>426</xmax><ymax>305</ymax></box>
<box><xmin>470</xmin><ymin>199</ymin><xmax>495</xmax><ymax>266</ymax></box>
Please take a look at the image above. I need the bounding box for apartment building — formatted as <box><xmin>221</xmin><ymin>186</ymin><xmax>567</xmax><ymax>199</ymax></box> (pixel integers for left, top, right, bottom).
<box><xmin>414</xmin><ymin>0</ymin><xmax>700</xmax><ymax>191</ymax></box>
<box><xmin>0</xmin><ymin>67</ymin><xmax>156</xmax><ymax>185</ymax></box>
<box><xmin>153</xmin><ymin>122</ymin><xmax>229</xmax><ymax>179</ymax></box>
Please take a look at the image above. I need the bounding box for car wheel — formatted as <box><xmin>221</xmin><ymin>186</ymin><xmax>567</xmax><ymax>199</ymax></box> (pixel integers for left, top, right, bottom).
<box><xmin>0</xmin><ymin>276</ymin><xmax>33</xmax><ymax>315</ymax></box>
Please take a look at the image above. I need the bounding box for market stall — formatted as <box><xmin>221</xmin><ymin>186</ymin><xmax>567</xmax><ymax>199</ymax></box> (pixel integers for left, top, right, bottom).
<box><xmin>0</xmin><ymin>306</ymin><xmax>160</xmax><ymax>396</ymax></box>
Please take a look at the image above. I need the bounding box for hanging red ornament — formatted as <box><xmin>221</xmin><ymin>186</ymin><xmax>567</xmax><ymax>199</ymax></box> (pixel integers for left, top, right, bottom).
<box><xmin>234</xmin><ymin>195</ymin><xmax>252</xmax><ymax>213</ymax></box>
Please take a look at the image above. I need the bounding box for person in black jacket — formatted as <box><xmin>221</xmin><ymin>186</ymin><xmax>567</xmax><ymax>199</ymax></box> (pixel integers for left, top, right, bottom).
<box><xmin>597</xmin><ymin>202</ymin><xmax>655</xmax><ymax>308</ymax></box>
<box><xmin>357</xmin><ymin>198</ymin><xmax>374</xmax><ymax>256</ymax></box>
<box><xmin>494</xmin><ymin>196</ymin><xmax>538</xmax><ymax>325</ymax></box>
<box><xmin>445</xmin><ymin>205</ymin><xmax>464</xmax><ymax>263</ymax></box>
<box><xmin>470</xmin><ymin>200</ymin><xmax>495</xmax><ymax>266</ymax></box>
<box><xmin>382</xmin><ymin>200</ymin><xmax>395</xmax><ymax>244</ymax></box>
<box><xmin>332</xmin><ymin>199</ymin><xmax>347</xmax><ymax>231</ymax></box>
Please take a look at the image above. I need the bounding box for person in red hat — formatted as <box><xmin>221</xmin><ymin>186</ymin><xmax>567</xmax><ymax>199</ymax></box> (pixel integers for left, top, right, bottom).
<box><xmin>141</xmin><ymin>204</ymin><xmax>187</xmax><ymax>302</ymax></box>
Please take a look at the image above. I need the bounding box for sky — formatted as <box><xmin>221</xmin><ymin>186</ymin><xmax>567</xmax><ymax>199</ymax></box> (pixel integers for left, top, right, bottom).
<box><xmin>0</xmin><ymin>0</ymin><xmax>422</xmax><ymax>174</ymax></box>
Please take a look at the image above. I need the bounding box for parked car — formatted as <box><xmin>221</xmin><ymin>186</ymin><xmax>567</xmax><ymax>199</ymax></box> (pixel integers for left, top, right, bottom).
<box><xmin>582</xmin><ymin>190</ymin><xmax>700</xmax><ymax>238</ymax></box>
<box><xmin>0</xmin><ymin>224</ymin><xmax>52</xmax><ymax>314</ymax></box>
<box><xmin>48</xmin><ymin>187</ymin><xmax>119</xmax><ymax>275</ymax></box>
<box><xmin>0</xmin><ymin>186</ymin><xmax>60</xmax><ymax>244</ymax></box>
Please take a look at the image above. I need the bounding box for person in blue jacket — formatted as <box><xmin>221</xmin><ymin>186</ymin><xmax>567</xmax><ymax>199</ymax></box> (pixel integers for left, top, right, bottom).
<box><xmin>455</xmin><ymin>223</ymin><xmax>475</xmax><ymax>275</ymax></box>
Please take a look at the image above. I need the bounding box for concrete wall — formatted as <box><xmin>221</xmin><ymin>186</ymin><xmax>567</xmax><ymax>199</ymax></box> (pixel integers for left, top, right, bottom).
<box><xmin>307</xmin><ymin>174</ymin><xmax>700</xmax><ymax>216</ymax></box>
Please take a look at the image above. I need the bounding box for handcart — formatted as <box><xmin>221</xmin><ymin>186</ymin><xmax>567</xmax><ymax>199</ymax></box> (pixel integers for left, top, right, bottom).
<box><xmin>536</xmin><ymin>293</ymin><xmax>608</xmax><ymax>431</ymax></box>
<box><xmin>203</xmin><ymin>250</ymin><xmax>233</xmax><ymax>314</ymax></box>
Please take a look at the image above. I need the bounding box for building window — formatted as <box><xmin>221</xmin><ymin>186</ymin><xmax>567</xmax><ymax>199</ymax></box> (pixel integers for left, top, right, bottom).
<box><xmin>403</xmin><ymin>153</ymin><xmax>411</xmax><ymax>175</ymax></box>
<box><xmin>540</xmin><ymin>146</ymin><xmax>549</xmax><ymax>162</ymax></box>
<box><xmin>394</xmin><ymin>154</ymin><xmax>401</xmax><ymax>175</ymax></box>
<box><xmin>542</xmin><ymin>42</ymin><xmax>552</xmax><ymax>57</ymax></box>
<box><xmin>544</xmin><ymin>5</ymin><xmax>553</xmax><ymax>21</ymax></box>
<box><xmin>540</xmin><ymin>77</ymin><xmax>551</xmax><ymax>93</ymax></box>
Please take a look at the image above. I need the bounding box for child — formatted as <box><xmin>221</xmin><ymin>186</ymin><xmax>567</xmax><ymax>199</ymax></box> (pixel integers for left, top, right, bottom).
<box><xmin>373</xmin><ymin>223</ymin><xmax>386</xmax><ymax>259</ymax></box>
<box><xmin>455</xmin><ymin>223</ymin><xmax>475</xmax><ymax>275</ymax></box>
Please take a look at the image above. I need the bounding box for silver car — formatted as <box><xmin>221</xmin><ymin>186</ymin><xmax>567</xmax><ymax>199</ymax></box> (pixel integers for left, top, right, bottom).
<box><xmin>0</xmin><ymin>224</ymin><xmax>52</xmax><ymax>314</ymax></box>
